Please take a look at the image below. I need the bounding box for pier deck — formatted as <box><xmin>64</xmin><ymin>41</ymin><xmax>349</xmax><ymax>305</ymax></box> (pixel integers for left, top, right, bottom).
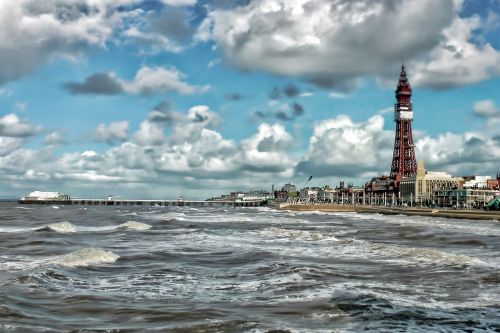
<box><xmin>18</xmin><ymin>198</ymin><xmax>266</xmax><ymax>207</ymax></box>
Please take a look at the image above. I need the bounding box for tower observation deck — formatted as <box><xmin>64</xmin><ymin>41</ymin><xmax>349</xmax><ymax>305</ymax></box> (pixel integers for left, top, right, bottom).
<box><xmin>390</xmin><ymin>65</ymin><xmax>417</xmax><ymax>178</ymax></box>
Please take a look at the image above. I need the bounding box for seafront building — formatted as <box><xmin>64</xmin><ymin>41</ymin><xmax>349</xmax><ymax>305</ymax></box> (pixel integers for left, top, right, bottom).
<box><xmin>273</xmin><ymin>182</ymin><xmax>299</xmax><ymax>200</ymax></box>
<box><xmin>399</xmin><ymin>161</ymin><xmax>462</xmax><ymax>205</ymax></box>
<box><xmin>435</xmin><ymin>188</ymin><xmax>500</xmax><ymax>208</ymax></box>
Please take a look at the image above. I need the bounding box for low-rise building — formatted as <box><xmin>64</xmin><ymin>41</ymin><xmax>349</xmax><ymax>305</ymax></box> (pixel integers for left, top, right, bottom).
<box><xmin>22</xmin><ymin>191</ymin><xmax>70</xmax><ymax>201</ymax></box>
<box><xmin>273</xmin><ymin>182</ymin><xmax>299</xmax><ymax>200</ymax></box>
<box><xmin>236</xmin><ymin>190</ymin><xmax>272</xmax><ymax>202</ymax></box>
<box><xmin>435</xmin><ymin>188</ymin><xmax>500</xmax><ymax>208</ymax></box>
<box><xmin>318</xmin><ymin>186</ymin><xmax>335</xmax><ymax>202</ymax></box>
<box><xmin>299</xmin><ymin>187</ymin><xmax>319</xmax><ymax>201</ymax></box>
<box><xmin>462</xmin><ymin>175</ymin><xmax>492</xmax><ymax>189</ymax></box>
<box><xmin>336</xmin><ymin>182</ymin><xmax>365</xmax><ymax>204</ymax></box>
<box><xmin>399</xmin><ymin>161</ymin><xmax>462</xmax><ymax>205</ymax></box>
<box><xmin>487</xmin><ymin>175</ymin><xmax>500</xmax><ymax>190</ymax></box>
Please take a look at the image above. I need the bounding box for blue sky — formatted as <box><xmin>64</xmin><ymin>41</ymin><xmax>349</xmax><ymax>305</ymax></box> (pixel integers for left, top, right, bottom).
<box><xmin>0</xmin><ymin>0</ymin><xmax>499</xmax><ymax>199</ymax></box>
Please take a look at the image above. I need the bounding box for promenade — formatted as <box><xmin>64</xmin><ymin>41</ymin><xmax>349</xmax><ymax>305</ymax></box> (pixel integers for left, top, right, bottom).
<box><xmin>280</xmin><ymin>204</ymin><xmax>500</xmax><ymax>221</ymax></box>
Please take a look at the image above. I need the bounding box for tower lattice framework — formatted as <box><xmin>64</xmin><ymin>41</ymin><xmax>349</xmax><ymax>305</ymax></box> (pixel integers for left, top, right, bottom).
<box><xmin>390</xmin><ymin>65</ymin><xmax>417</xmax><ymax>178</ymax></box>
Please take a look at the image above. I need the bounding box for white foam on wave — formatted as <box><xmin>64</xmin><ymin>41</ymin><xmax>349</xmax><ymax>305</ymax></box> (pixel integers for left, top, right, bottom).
<box><xmin>342</xmin><ymin>239</ymin><xmax>484</xmax><ymax>267</ymax></box>
<box><xmin>0</xmin><ymin>226</ymin><xmax>32</xmax><ymax>233</ymax></box>
<box><xmin>55</xmin><ymin>247</ymin><xmax>119</xmax><ymax>267</ymax></box>
<box><xmin>51</xmin><ymin>205</ymin><xmax>59</xmax><ymax>209</ymax></box>
<box><xmin>141</xmin><ymin>211</ymin><xmax>185</xmax><ymax>221</ymax></box>
<box><xmin>45</xmin><ymin>221</ymin><xmax>76</xmax><ymax>233</ymax></box>
<box><xmin>339</xmin><ymin>212</ymin><xmax>500</xmax><ymax>236</ymax></box>
<box><xmin>118</xmin><ymin>221</ymin><xmax>152</xmax><ymax>231</ymax></box>
<box><xmin>122</xmin><ymin>212</ymin><xmax>138</xmax><ymax>216</ymax></box>
<box><xmin>36</xmin><ymin>220</ymin><xmax>154</xmax><ymax>233</ymax></box>
<box><xmin>260</xmin><ymin>227</ymin><xmax>339</xmax><ymax>242</ymax></box>
<box><xmin>0</xmin><ymin>254</ymin><xmax>44</xmax><ymax>271</ymax></box>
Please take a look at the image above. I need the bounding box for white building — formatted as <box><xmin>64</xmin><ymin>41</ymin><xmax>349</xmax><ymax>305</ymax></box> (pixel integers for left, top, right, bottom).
<box><xmin>317</xmin><ymin>186</ymin><xmax>335</xmax><ymax>202</ymax></box>
<box><xmin>299</xmin><ymin>187</ymin><xmax>319</xmax><ymax>200</ymax></box>
<box><xmin>463</xmin><ymin>176</ymin><xmax>492</xmax><ymax>189</ymax></box>
<box><xmin>27</xmin><ymin>191</ymin><xmax>62</xmax><ymax>200</ymax></box>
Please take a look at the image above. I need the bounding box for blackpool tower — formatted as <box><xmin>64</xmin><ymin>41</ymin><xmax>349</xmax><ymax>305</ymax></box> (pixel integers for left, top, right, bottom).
<box><xmin>390</xmin><ymin>65</ymin><xmax>417</xmax><ymax>178</ymax></box>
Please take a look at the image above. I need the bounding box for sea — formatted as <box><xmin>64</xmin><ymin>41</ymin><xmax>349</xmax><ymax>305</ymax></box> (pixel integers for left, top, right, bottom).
<box><xmin>0</xmin><ymin>202</ymin><xmax>499</xmax><ymax>332</ymax></box>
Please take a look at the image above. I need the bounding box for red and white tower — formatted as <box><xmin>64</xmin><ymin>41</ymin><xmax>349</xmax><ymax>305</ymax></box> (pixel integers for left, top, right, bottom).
<box><xmin>390</xmin><ymin>65</ymin><xmax>417</xmax><ymax>178</ymax></box>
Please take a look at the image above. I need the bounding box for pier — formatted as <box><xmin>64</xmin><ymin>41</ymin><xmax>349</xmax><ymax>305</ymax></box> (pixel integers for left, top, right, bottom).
<box><xmin>18</xmin><ymin>198</ymin><xmax>267</xmax><ymax>207</ymax></box>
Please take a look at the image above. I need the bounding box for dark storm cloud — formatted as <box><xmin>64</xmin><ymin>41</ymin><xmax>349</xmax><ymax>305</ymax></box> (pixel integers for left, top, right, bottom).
<box><xmin>269</xmin><ymin>83</ymin><xmax>301</xmax><ymax>99</ymax></box>
<box><xmin>256</xmin><ymin>136</ymin><xmax>290</xmax><ymax>152</ymax></box>
<box><xmin>292</xmin><ymin>102</ymin><xmax>304</xmax><ymax>116</ymax></box>
<box><xmin>225</xmin><ymin>92</ymin><xmax>244</xmax><ymax>100</ymax></box>
<box><xmin>273</xmin><ymin>102</ymin><xmax>305</xmax><ymax>122</ymax></box>
<box><xmin>283</xmin><ymin>83</ymin><xmax>300</xmax><ymax>98</ymax></box>
<box><xmin>275</xmin><ymin>111</ymin><xmax>291</xmax><ymax>121</ymax></box>
<box><xmin>150</xmin><ymin>6</ymin><xmax>195</xmax><ymax>43</ymax></box>
<box><xmin>465</xmin><ymin>137</ymin><xmax>484</xmax><ymax>147</ymax></box>
<box><xmin>308</xmin><ymin>76</ymin><xmax>359</xmax><ymax>92</ymax></box>
<box><xmin>153</xmin><ymin>100</ymin><xmax>172</xmax><ymax>112</ymax></box>
<box><xmin>147</xmin><ymin>100</ymin><xmax>182</xmax><ymax>126</ymax></box>
<box><xmin>254</xmin><ymin>111</ymin><xmax>269</xmax><ymax>119</ymax></box>
<box><xmin>269</xmin><ymin>87</ymin><xmax>282</xmax><ymax>100</ymax></box>
<box><xmin>63</xmin><ymin>73</ymin><xmax>123</xmax><ymax>95</ymax></box>
<box><xmin>192</xmin><ymin>111</ymin><xmax>209</xmax><ymax>123</ymax></box>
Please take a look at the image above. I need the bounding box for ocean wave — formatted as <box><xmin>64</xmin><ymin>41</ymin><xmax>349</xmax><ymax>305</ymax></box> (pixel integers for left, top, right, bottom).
<box><xmin>34</xmin><ymin>221</ymin><xmax>152</xmax><ymax>233</ymax></box>
<box><xmin>41</xmin><ymin>221</ymin><xmax>76</xmax><ymax>233</ymax></box>
<box><xmin>141</xmin><ymin>211</ymin><xmax>185</xmax><ymax>221</ymax></box>
<box><xmin>0</xmin><ymin>227</ymin><xmax>33</xmax><ymax>233</ymax></box>
<box><xmin>55</xmin><ymin>248</ymin><xmax>119</xmax><ymax>267</ymax></box>
<box><xmin>118</xmin><ymin>221</ymin><xmax>152</xmax><ymax>231</ymax></box>
<box><xmin>260</xmin><ymin>227</ymin><xmax>339</xmax><ymax>242</ymax></box>
<box><xmin>342</xmin><ymin>239</ymin><xmax>483</xmax><ymax>267</ymax></box>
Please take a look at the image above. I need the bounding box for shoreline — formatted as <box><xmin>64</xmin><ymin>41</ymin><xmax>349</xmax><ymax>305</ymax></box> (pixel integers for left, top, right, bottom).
<box><xmin>279</xmin><ymin>204</ymin><xmax>500</xmax><ymax>221</ymax></box>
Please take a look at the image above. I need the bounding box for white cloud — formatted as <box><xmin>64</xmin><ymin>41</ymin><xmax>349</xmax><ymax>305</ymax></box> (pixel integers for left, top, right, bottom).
<box><xmin>160</xmin><ymin>0</ymin><xmax>197</xmax><ymax>7</ymax></box>
<box><xmin>123</xmin><ymin>26</ymin><xmax>183</xmax><ymax>53</ymax></box>
<box><xmin>65</xmin><ymin>66</ymin><xmax>201</xmax><ymax>95</ymax></box>
<box><xmin>0</xmin><ymin>0</ymin><xmax>138</xmax><ymax>85</ymax></box>
<box><xmin>0</xmin><ymin>104</ymin><xmax>298</xmax><ymax>198</ymax></box>
<box><xmin>44</xmin><ymin>131</ymin><xmax>66</xmax><ymax>146</ymax></box>
<box><xmin>0</xmin><ymin>88</ymin><xmax>12</xmax><ymax>96</ymax></box>
<box><xmin>473</xmin><ymin>99</ymin><xmax>500</xmax><ymax>118</ymax></box>
<box><xmin>412</xmin><ymin>15</ymin><xmax>500</xmax><ymax>88</ymax></box>
<box><xmin>123</xmin><ymin>66</ymin><xmax>196</xmax><ymax>95</ymax></box>
<box><xmin>200</xmin><ymin>0</ymin><xmax>500</xmax><ymax>90</ymax></box>
<box><xmin>238</xmin><ymin>123</ymin><xmax>294</xmax><ymax>172</ymax></box>
<box><xmin>0</xmin><ymin>113</ymin><xmax>41</xmax><ymax>137</ymax></box>
<box><xmin>416</xmin><ymin>131</ymin><xmax>500</xmax><ymax>175</ymax></box>
<box><xmin>15</xmin><ymin>101</ymin><xmax>27</xmax><ymax>112</ymax></box>
<box><xmin>132</xmin><ymin>120</ymin><xmax>167</xmax><ymax>146</ymax></box>
<box><xmin>329</xmin><ymin>92</ymin><xmax>349</xmax><ymax>99</ymax></box>
<box><xmin>296</xmin><ymin>114</ymin><xmax>393</xmax><ymax>178</ymax></box>
<box><xmin>94</xmin><ymin>121</ymin><xmax>129</xmax><ymax>144</ymax></box>
<box><xmin>0</xmin><ymin>137</ymin><xmax>22</xmax><ymax>157</ymax></box>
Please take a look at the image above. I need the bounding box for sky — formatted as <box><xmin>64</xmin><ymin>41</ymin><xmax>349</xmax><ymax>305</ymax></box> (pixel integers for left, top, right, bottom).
<box><xmin>0</xmin><ymin>0</ymin><xmax>500</xmax><ymax>199</ymax></box>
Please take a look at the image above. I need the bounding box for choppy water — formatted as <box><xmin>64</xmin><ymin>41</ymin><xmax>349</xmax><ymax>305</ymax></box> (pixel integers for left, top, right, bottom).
<box><xmin>0</xmin><ymin>202</ymin><xmax>499</xmax><ymax>332</ymax></box>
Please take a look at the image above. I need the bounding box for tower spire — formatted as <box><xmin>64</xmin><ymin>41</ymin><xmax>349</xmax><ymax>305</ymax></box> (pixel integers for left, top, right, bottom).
<box><xmin>390</xmin><ymin>66</ymin><xmax>417</xmax><ymax>178</ymax></box>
